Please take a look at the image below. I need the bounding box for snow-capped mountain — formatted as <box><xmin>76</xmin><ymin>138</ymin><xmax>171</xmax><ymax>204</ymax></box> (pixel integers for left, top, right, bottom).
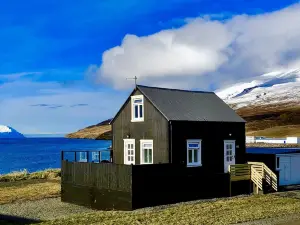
<box><xmin>0</xmin><ymin>125</ymin><xmax>25</xmax><ymax>138</ymax></box>
<box><xmin>216</xmin><ymin>69</ymin><xmax>300</xmax><ymax>109</ymax></box>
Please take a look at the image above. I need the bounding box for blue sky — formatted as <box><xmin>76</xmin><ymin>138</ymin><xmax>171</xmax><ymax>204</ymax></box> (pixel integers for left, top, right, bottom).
<box><xmin>1</xmin><ymin>0</ymin><xmax>300</xmax><ymax>134</ymax></box>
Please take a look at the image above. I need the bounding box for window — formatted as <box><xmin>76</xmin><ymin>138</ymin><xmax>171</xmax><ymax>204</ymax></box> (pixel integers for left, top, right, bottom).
<box><xmin>92</xmin><ymin>152</ymin><xmax>99</xmax><ymax>162</ymax></box>
<box><xmin>187</xmin><ymin>140</ymin><xmax>202</xmax><ymax>167</ymax></box>
<box><xmin>124</xmin><ymin>139</ymin><xmax>135</xmax><ymax>165</ymax></box>
<box><xmin>225</xmin><ymin>143</ymin><xmax>234</xmax><ymax>162</ymax></box>
<box><xmin>131</xmin><ymin>95</ymin><xmax>144</xmax><ymax>122</ymax></box>
<box><xmin>276</xmin><ymin>156</ymin><xmax>280</xmax><ymax>170</ymax></box>
<box><xmin>79</xmin><ymin>152</ymin><xmax>87</xmax><ymax>162</ymax></box>
<box><xmin>140</xmin><ymin>140</ymin><xmax>153</xmax><ymax>164</ymax></box>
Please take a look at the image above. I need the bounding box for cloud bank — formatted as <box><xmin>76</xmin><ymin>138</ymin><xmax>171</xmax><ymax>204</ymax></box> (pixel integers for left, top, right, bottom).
<box><xmin>93</xmin><ymin>3</ymin><xmax>300</xmax><ymax>90</ymax></box>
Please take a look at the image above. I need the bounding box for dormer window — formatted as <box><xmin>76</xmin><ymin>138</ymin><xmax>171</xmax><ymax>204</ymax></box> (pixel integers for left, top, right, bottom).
<box><xmin>131</xmin><ymin>95</ymin><xmax>144</xmax><ymax>122</ymax></box>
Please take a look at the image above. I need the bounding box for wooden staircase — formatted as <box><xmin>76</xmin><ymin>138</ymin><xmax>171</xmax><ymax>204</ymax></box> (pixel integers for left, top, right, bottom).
<box><xmin>229</xmin><ymin>162</ymin><xmax>278</xmax><ymax>195</ymax></box>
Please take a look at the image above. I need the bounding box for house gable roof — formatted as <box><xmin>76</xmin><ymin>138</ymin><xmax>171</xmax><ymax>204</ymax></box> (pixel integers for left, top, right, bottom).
<box><xmin>110</xmin><ymin>85</ymin><xmax>245</xmax><ymax>124</ymax></box>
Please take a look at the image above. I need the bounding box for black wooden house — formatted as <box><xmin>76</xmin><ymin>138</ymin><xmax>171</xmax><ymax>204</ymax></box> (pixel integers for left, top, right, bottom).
<box><xmin>111</xmin><ymin>85</ymin><xmax>246</xmax><ymax>172</ymax></box>
<box><xmin>61</xmin><ymin>85</ymin><xmax>278</xmax><ymax>210</ymax></box>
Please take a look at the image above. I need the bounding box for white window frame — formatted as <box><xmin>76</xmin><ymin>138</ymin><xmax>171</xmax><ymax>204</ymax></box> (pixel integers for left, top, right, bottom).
<box><xmin>186</xmin><ymin>139</ymin><xmax>202</xmax><ymax>167</ymax></box>
<box><xmin>124</xmin><ymin>139</ymin><xmax>135</xmax><ymax>165</ymax></box>
<box><xmin>131</xmin><ymin>95</ymin><xmax>144</xmax><ymax>122</ymax></box>
<box><xmin>140</xmin><ymin>140</ymin><xmax>153</xmax><ymax>164</ymax></box>
<box><xmin>79</xmin><ymin>152</ymin><xmax>87</xmax><ymax>162</ymax></box>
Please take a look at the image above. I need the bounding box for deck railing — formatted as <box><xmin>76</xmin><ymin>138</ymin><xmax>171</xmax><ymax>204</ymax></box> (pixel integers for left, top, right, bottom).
<box><xmin>229</xmin><ymin>162</ymin><xmax>278</xmax><ymax>194</ymax></box>
<box><xmin>61</xmin><ymin>150</ymin><xmax>112</xmax><ymax>163</ymax></box>
<box><xmin>248</xmin><ymin>162</ymin><xmax>278</xmax><ymax>191</ymax></box>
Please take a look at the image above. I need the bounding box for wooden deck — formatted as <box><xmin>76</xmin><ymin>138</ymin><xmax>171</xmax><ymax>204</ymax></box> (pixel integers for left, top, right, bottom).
<box><xmin>229</xmin><ymin>162</ymin><xmax>278</xmax><ymax>194</ymax></box>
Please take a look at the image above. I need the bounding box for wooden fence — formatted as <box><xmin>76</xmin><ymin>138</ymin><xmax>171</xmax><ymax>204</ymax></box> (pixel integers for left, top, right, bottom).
<box><xmin>61</xmin><ymin>161</ymin><xmax>133</xmax><ymax>210</ymax></box>
<box><xmin>62</xmin><ymin>161</ymin><xmax>132</xmax><ymax>192</ymax></box>
<box><xmin>61</xmin><ymin>161</ymin><xmax>251</xmax><ymax>210</ymax></box>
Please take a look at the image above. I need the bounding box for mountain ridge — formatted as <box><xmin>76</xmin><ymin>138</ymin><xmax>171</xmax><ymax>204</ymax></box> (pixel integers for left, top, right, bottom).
<box><xmin>0</xmin><ymin>125</ymin><xmax>25</xmax><ymax>139</ymax></box>
<box><xmin>66</xmin><ymin>69</ymin><xmax>300</xmax><ymax>139</ymax></box>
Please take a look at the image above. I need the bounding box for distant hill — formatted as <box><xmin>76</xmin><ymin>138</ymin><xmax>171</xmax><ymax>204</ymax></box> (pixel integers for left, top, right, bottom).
<box><xmin>217</xmin><ymin>69</ymin><xmax>300</xmax><ymax>137</ymax></box>
<box><xmin>0</xmin><ymin>125</ymin><xmax>25</xmax><ymax>139</ymax></box>
<box><xmin>68</xmin><ymin>69</ymin><xmax>300</xmax><ymax>140</ymax></box>
<box><xmin>66</xmin><ymin>119</ymin><xmax>112</xmax><ymax>140</ymax></box>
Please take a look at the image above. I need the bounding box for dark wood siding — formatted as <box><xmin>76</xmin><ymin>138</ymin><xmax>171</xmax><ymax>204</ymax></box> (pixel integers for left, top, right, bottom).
<box><xmin>112</xmin><ymin>89</ymin><xmax>169</xmax><ymax>164</ymax></box>
<box><xmin>170</xmin><ymin>121</ymin><xmax>246</xmax><ymax>173</ymax></box>
<box><xmin>246</xmin><ymin>153</ymin><xmax>276</xmax><ymax>171</ymax></box>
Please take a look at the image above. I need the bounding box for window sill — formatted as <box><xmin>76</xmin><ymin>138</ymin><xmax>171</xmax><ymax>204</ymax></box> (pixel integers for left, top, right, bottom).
<box><xmin>140</xmin><ymin>163</ymin><xmax>153</xmax><ymax>165</ymax></box>
<box><xmin>187</xmin><ymin>164</ymin><xmax>202</xmax><ymax>167</ymax></box>
<box><xmin>131</xmin><ymin>119</ymin><xmax>144</xmax><ymax>122</ymax></box>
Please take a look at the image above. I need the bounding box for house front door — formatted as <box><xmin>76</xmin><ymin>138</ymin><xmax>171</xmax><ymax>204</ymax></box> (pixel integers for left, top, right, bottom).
<box><xmin>224</xmin><ymin>140</ymin><xmax>236</xmax><ymax>173</ymax></box>
<box><xmin>279</xmin><ymin>156</ymin><xmax>291</xmax><ymax>186</ymax></box>
<box><xmin>124</xmin><ymin>139</ymin><xmax>135</xmax><ymax>165</ymax></box>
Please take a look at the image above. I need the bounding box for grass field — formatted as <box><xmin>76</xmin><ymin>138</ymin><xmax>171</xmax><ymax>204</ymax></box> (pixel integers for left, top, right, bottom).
<box><xmin>39</xmin><ymin>194</ymin><xmax>300</xmax><ymax>225</ymax></box>
<box><xmin>2</xmin><ymin>171</ymin><xmax>300</xmax><ymax>224</ymax></box>
<box><xmin>236</xmin><ymin>104</ymin><xmax>300</xmax><ymax>137</ymax></box>
<box><xmin>0</xmin><ymin>179</ymin><xmax>61</xmax><ymax>205</ymax></box>
<box><xmin>1</xmin><ymin>176</ymin><xmax>300</xmax><ymax>225</ymax></box>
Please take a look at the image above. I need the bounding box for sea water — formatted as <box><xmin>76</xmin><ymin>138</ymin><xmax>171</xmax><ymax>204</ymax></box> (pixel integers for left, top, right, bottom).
<box><xmin>0</xmin><ymin>138</ymin><xmax>111</xmax><ymax>174</ymax></box>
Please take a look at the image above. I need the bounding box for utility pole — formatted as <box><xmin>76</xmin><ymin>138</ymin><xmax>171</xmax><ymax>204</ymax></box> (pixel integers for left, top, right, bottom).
<box><xmin>126</xmin><ymin>76</ymin><xmax>138</xmax><ymax>87</ymax></box>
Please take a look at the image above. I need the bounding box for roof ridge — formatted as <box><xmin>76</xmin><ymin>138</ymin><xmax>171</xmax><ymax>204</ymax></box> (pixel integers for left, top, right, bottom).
<box><xmin>137</xmin><ymin>85</ymin><xmax>214</xmax><ymax>94</ymax></box>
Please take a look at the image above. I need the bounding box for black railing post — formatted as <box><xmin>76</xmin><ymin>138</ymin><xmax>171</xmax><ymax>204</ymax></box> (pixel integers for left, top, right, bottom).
<box><xmin>86</xmin><ymin>151</ymin><xmax>89</xmax><ymax>162</ymax></box>
<box><xmin>99</xmin><ymin>151</ymin><xmax>102</xmax><ymax>163</ymax></box>
<box><xmin>74</xmin><ymin>151</ymin><xmax>77</xmax><ymax>162</ymax></box>
<box><xmin>61</xmin><ymin>151</ymin><xmax>64</xmax><ymax>161</ymax></box>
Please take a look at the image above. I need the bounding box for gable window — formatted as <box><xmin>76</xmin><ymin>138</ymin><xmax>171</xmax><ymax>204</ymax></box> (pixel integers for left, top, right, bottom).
<box><xmin>131</xmin><ymin>95</ymin><xmax>144</xmax><ymax>122</ymax></box>
<box><xmin>140</xmin><ymin>140</ymin><xmax>153</xmax><ymax>164</ymax></box>
<box><xmin>186</xmin><ymin>140</ymin><xmax>202</xmax><ymax>167</ymax></box>
<box><xmin>124</xmin><ymin>139</ymin><xmax>135</xmax><ymax>165</ymax></box>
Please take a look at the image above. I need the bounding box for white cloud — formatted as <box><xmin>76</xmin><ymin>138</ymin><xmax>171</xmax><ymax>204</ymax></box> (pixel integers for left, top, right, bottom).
<box><xmin>92</xmin><ymin>3</ymin><xmax>300</xmax><ymax>90</ymax></box>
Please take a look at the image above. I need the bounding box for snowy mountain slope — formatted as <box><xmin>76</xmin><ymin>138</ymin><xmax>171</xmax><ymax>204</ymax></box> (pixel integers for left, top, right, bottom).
<box><xmin>216</xmin><ymin>69</ymin><xmax>300</xmax><ymax>109</ymax></box>
<box><xmin>0</xmin><ymin>125</ymin><xmax>25</xmax><ymax>138</ymax></box>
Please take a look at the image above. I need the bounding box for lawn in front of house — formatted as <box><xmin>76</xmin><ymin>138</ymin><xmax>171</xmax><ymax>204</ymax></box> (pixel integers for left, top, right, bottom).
<box><xmin>0</xmin><ymin>179</ymin><xmax>61</xmax><ymax>204</ymax></box>
<box><xmin>40</xmin><ymin>194</ymin><xmax>300</xmax><ymax>225</ymax></box>
<box><xmin>1</xmin><ymin>170</ymin><xmax>300</xmax><ymax>225</ymax></box>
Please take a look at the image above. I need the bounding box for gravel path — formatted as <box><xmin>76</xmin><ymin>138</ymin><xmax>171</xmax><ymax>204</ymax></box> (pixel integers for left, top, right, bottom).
<box><xmin>0</xmin><ymin>198</ymin><xmax>94</xmax><ymax>222</ymax></box>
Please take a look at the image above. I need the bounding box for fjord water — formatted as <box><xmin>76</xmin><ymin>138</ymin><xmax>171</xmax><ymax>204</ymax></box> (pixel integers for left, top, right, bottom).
<box><xmin>0</xmin><ymin>138</ymin><xmax>111</xmax><ymax>174</ymax></box>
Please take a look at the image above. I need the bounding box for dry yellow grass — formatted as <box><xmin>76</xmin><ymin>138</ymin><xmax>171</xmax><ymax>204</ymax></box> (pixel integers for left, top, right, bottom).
<box><xmin>0</xmin><ymin>180</ymin><xmax>60</xmax><ymax>204</ymax></box>
<box><xmin>0</xmin><ymin>169</ymin><xmax>61</xmax><ymax>182</ymax></box>
<box><xmin>40</xmin><ymin>194</ymin><xmax>300</xmax><ymax>225</ymax></box>
<box><xmin>66</xmin><ymin>124</ymin><xmax>111</xmax><ymax>139</ymax></box>
<box><xmin>246</xmin><ymin>125</ymin><xmax>300</xmax><ymax>137</ymax></box>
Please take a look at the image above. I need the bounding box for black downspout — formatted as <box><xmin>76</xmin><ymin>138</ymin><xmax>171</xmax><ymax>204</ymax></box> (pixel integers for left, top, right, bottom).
<box><xmin>170</xmin><ymin>121</ymin><xmax>173</xmax><ymax>164</ymax></box>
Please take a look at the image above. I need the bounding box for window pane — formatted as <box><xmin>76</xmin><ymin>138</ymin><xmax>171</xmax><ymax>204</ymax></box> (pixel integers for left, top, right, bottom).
<box><xmin>189</xmin><ymin>143</ymin><xmax>199</xmax><ymax>148</ymax></box>
<box><xmin>149</xmin><ymin>149</ymin><xmax>152</xmax><ymax>163</ymax></box>
<box><xmin>128</xmin><ymin>150</ymin><xmax>131</xmax><ymax>155</ymax></box>
<box><xmin>130</xmin><ymin>144</ymin><xmax>133</xmax><ymax>149</ymax></box>
<box><xmin>144</xmin><ymin>149</ymin><xmax>148</xmax><ymax>163</ymax></box>
<box><xmin>139</xmin><ymin>105</ymin><xmax>143</xmax><ymax>118</ymax></box>
<box><xmin>188</xmin><ymin>150</ymin><xmax>193</xmax><ymax>163</ymax></box>
<box><xmin>131</xmin><ymin>156</ymin><xmax>134</xmax><ymax>161</ymax></box>
<box><xmin>131</xmin><ymin>150</ymin><xmax>134</xmax><ymax>155</ymax></box>
<box><xmin>135</xmin><ymin>105</ymin><xmax>138</xmax><ymax>118</ymax></box>
<box><xmin>134</xmin><ymin>99</ymin><xmax>142</xmax><ymax>103</ymax></box>
<box><xmin>128</xmin><ymin>144</ymin><xmax>130</xmax><ymax>148</ymax></box>
<box><xmin>128</xmin><ymin>156</ymin><xmax>130</xmax><ymax>161</ymax></box>
<box><xmin>194</xmin><ymin>150</ymin><xmax>198</xmax><ymax>162</ymax></box>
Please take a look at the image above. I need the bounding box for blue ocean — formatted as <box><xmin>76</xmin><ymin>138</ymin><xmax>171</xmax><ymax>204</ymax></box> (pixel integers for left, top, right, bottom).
<box><xmin>0</xmin><ymin>138</ymin><xmax>111</xmax><ymax>174</ymax></box>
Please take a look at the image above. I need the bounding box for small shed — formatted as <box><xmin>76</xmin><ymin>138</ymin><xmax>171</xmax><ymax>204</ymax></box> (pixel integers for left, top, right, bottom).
<box><xmin>247</xmin><ymin>148</ymin><xmax>300</xmax><ymax>186</ymax></box>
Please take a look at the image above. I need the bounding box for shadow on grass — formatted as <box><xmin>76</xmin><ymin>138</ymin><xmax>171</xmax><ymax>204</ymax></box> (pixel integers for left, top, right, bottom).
<box><xmin>0</xmin><ymin>214</ymin><xmax>41</xmax><ymax>224</ymax></box>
